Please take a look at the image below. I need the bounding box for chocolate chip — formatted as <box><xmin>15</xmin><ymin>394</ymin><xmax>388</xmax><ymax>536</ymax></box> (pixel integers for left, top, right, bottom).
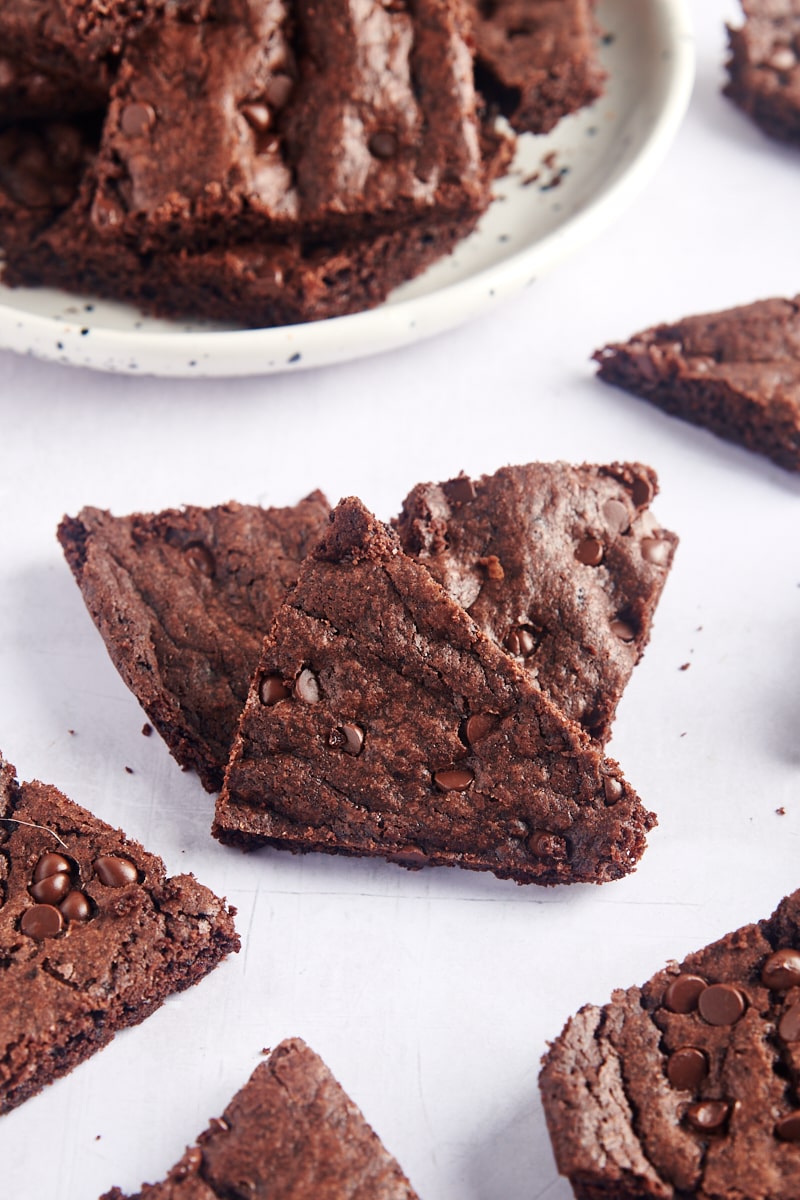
<box><xmin>761</xmin><ymin>948</ymin><xmax>800</xmax><ymax>989</ymax></box>
<box><xmin>33</xmin><ymin>852</ymin><xmax>72</xmax><ymax>882</ymax></box>
<box><xmin>30</xmin><ymin>872</ymin><xmax>72</xmax><ymax>905</ymax></box>
<box><xmin>667</xmin><ymin>1047</ymin><xmax>708</xmax><ymax>1090</ymax></box>
<box><xmin>576</xmin><ymin>537</ymin><xmax>603</xmax><ymax>566</ymax></box>
<box><xmin>464</xmin><ymin>713</ymin><xmax>495</xmax><ymax>744</ymax></box>
<box><xmin>602</xmin><ymin>498</ymin><xmax>630</xmax><ymax>534</ymax></box>
<box><xmin>368</xmin><ymin>129</ymin><xmax>398</xmax><ymax>159</ymax></box>
<box><xmin>241</xmin><ymin>102</ymin><xmax>272</xmax><ymax>133</ymax></box>
<box><xmin>184</xmin><ymin>542</ymin><xmax>215</xmax><ymax>578</ymax></box>
<box><xmin>265</xmin><ymin>74</ymin><xmax>293</xmax><ymax>109</ymax></box>
<box><xmin>528</xmin><ymin>832</ymin><xmax>567</xmax><ymax>859</ymax></box>
<box><xmin>295</xmin><ymin>668</ymin><xmax>320</xmax><ymax>703</ymax></box>
<box><xmin>698</xmin><ymin>983</ymin><xmax>746</xmax><ymax>1026</ymax></box>
<box><xmin>663</xmin><ymin>974</ymin><xmax>707</xmax><ymax>1014</ymax></box>
<box><xmin>120</xmin><ymin>102</ymin><xmax>156</xmax><ymax>137</ymax></box>
<box><xmin>94</xmin><ymin>855</ymin><xmax>139</xmax><ymax>887</ymax></box>
<box><xmin>778</xmin><ymin>1003</ymin><xmax>800</xmax><ymax>1042</ymax></box>
<box><xmin>433</xmin><ymin>767</ymin><xmax>474</xmax><ymax>791</ymax></box>
<box><xmin>329</xmin><ymin>723</ymin><xmax>364</xmax><ymax>755</ymax></box>
<box><xmin>686</xmin><ymin>1100</ymin><xmax>730</xmax><ymax>1134</ymax></box>
<box><xmin>610</xmin><ymin>618</ymin><xmax>636</xmax><ymax>643</ymax></box>
<box><xmin>445</xmin><ymin>475</ymin><xmax>477</xmax><ymax>504</ymax></box>
<box><xmin>775</xmin><ymin>1110</ymin><xmax>800</xmax><ymax>1142</ymax></box>
<box><xmin>60</xmin><ymin>890</ymin><xmax>92</xmax><ymax>921</ymax></box>
<box><xmin>641</xmin><ymin>538</ymin><xmax>672</xmax><ymax>566</ymax></box>
<box><xmin>21</xmin><ymin>903</ymin><xmax>64</xmax><ymax>939</ymax></box>
<box><xmin>602</xmin><ymin>776</ymin><xmax>623</xmax><ymax>805</ymax></box>
<box><xmin>505</xmin><ymin>625</ymin><xmax>538</xmax><ymax>657</ymax></box>
<box><xmin>631</xmin><ymin>476</ymin><xmax>654</xmax><ymax>507</ymax></box>
<box><xmin>260</xmin><ymin>675</ymin><xmax>290</xmax><ymax>705</ymax></box>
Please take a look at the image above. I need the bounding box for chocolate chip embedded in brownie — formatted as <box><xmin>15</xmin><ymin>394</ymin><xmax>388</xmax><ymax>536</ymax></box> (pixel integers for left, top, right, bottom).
<box><xmin>100</xmin><ymin>1038</ymin><xmax>420</xmax><ymax>1199</ymax></box>
<box><xmin>594</xmin><ymin>298</ymin><xmax>800</xmax><ymax>473</ymax></box>
<box><xmin>57</xmin><ymin>494</ymin><xmax>331</xmax><ymax>792</ymax></box>
<box><xmin>725</xmin><ymin>0</ymin><xmax>800</xmax><ymax>145</ymax></box>
<box><xmin>395</xmin><ymin>463</ymin><xmax>677</xmax><ymax>744</ymax></box>
<box><xmin>214</xmin><ymin>497</ymin><xmax>655</xmax><ymax>886</ymax></box>
<box><xmin>0</xmin><ymin>118</ymin><xmax>101</xmax><ymax>248</ymax></box>
<box><xmin>0</xmin><ymin>754</ymin><xmax>239</xmax><ymax>1117</ymax></box>
<box><xmin>470</xmin><ymin>0</ymin><xmax>606</xmax><ymax>134</ymax></box>
<box><xmin>539</xmin><ymin>889</ymin><xmax>800</xmax><ymax>1199</ymax></box>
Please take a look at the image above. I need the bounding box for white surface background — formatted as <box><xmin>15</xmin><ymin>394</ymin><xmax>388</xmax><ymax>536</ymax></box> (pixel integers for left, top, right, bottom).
<box><xmin>1</xmin><ymin>1</ymin><xmax>798</xmax><ymax>1196</ymax></box>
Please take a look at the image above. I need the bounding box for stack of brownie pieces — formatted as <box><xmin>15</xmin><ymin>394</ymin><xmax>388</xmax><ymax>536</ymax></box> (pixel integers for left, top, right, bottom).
<box><xmin>57</xmin><ymin>460</ymin><xmax>678</xmax><ymax>888</ymax></box>
<box><xmin>0</xmin><ymin>0</ymin><xmax>605</xmax><ymax>326</ymax></box>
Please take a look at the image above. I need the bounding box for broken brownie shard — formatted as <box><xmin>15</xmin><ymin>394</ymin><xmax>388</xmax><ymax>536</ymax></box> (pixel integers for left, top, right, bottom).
<box><xmin>57</xmin><ymin>493</ymin><xmax>331</xmax><ymax>792</ymax></box>
<box><xmin>539</xmin><ymin>889</ymin><xmax>800</xmax><ymax>1199</ymax></box>
<box><xmin>215</xmin><ymin>497</ymin><xmax>655</xmax><ymax>886</ymax></box>
<box><xmin>395</xmin><ymin>462</ymin><xmax>677</xmax><ymax>744</ymax></box>
<box><xmin>469</xmin><ymin>0</ymin><xmax>606</xmax><ymax>135</ymax></box>
<box><xmin>725</xmin><ymin>0</ymin><xmax>800</xmax><ymax>145</ymax></box>
<box><xmin>0</xmin><ymin>754</ymin><xmax>239</xmax><ymax>1117</ymax></box>
<box><xmin>101</xmin><ymin>1038</ymin><xmax>420</xmax><ymax>1199</ymax></box>
<box><xmin>594</xmin><ymin>297</ymin><xmax>800</xmax><ymax>473</ymax></box>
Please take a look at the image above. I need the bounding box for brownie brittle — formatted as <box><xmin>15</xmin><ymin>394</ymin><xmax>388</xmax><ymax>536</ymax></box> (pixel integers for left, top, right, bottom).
<box><xmin>57</xmin><ymin>494</ymin><xmax>331</xmax><ymax>792</ymax></box>
<box><xmin>214</xmin><ymin>497</ymin><xmax>655</xmax><ymax>886</ymax></box>
<box><xmin>395</xmin><ymin>462</ymin><xmax>677</xmax><ymax>744</ymax></box>
<box><xmin>0</xmin><ymin>755</ymin><xmax>239</xmax><ymax>1117</ymax></box>
<box><xmin>100</xmin><ymin>1038</ymin><xmax>420</xmax><ymax>1199</ymax></box>
<box><xmin>539</xmin><ymin>889</ymin><xmax>800</xmax><ymax>1198</ymax></box>
<box><xmin>594</xmin><ymin>297</ymin><xmax>800</xmax><ymax>473</ymax></box>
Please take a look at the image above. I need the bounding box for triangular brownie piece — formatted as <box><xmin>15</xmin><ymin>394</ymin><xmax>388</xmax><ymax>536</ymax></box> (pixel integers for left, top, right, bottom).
<box><xmin>57</xmin><ymin>493</ymin><xmax>331</xmax><ymax>791</ymax></box>
<box><xmin>594</xmin><ymin>298</ymin><xmax>800</xmax><ymax>473</ymax></box>
<box><xmin>214</xmin><ymin>498</ymin><xmax>655</xmax><ymax>886</ymax></box>
<box><xmin>101</xmin><ymin>1038</ymin><xmax>419</xmax><ymax>1199</ymax></box>
<box><xmin>0</xmin><ymin>754</ymin><xmax>239</xmax><ymax>1116</ymax></box>
<box><xmin>539</xmin><ymin>888</ymin><xmax>800</xmax><ymax>1198</ymax></box>
<box><xmin>395</xmin><ymin>462</ymin><xmax>677</xmax><ymax>743</ymax></box>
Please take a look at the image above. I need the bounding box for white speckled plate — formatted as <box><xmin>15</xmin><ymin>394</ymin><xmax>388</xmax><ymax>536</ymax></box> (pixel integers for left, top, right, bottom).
<box><xmin>0</xmin><ymin>0</ymin><xmax>694</xmax><ymax>378</ymax></box>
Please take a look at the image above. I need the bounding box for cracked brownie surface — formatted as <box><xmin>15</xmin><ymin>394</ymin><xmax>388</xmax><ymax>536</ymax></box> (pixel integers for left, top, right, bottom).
<box><xmin>539</xmin><ymin>890</ymin><xmax>800</xmax><ymax>1198</ymax></box>
<box><xmin>0</xmin><ymin>755</ymin><xmax>239</xmax><ymax>1117</ymax></box>
<box><xmin>58</xmin><ymin>493</ymin><xmax>331</xmax><ymax>792</ymax></box>
<box><xmin>395</xmin><ymin>462</ymin><xmax>677</xmax><ymax>744</ymax></box>
<box><xmin>215</xmin><ymin>496</ymin><xmax>655</xmax><ymax>886</ymax></box>
<box><xmin>594</xmin><ymin>297</ymin><xmax>800</xmax><ymax>473</ymax></box>
<box><xmin>101</xmin><ymin>1038</ymin><xmax>419</xmax><ymax>1199</ymax></box>
<box><xmin>725</xmin><ymin>0</ymin><xmax>800</xmax><ymax>145</ymax></box>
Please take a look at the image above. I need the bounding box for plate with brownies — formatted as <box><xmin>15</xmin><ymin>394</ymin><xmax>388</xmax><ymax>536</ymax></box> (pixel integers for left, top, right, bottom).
<box><xmin>0</xmin><ymin>0</ymin><xmax>694</xmax><ymax>377</ymax></box>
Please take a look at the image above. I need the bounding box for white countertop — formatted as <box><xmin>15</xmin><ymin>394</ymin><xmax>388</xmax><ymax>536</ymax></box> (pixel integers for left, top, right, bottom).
<box><xmin>1</xmin><ymin>2</ymin><xmax>799</xmax><ymax>1197</ymax></box>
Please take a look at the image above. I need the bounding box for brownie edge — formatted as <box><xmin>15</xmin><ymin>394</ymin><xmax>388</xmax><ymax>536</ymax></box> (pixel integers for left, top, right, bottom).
<box><xmin>100</xmin><ymin>1038</ymin><xmax>420</xmax><ymax>1199</ymax></box>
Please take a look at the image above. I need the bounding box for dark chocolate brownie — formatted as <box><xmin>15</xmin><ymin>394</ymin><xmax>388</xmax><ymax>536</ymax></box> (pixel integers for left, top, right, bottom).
<box><xmin>57</xmin><ymin>494</ymin><xmax>331</xmax><ymax>792</ymax></box>
<box><xmin>725</xmin><ymin>0</ymin><xmax>800</xmax><ymax>145</ymax></box>
<box><xmin>395</xmin><ymin>463</ymin><xmax>677</xmax><ymax>744</ymax></box>
<box><xmin>100</xmin><ymin>1038</ymin><xmax>420</xmax><ymax>1199</ymax></box>
<box><xmin>470</xmin><ymin>0</ymin><xmax>606</xmax><ymax>134</ymax></box>
<box><xmin>0</xmin><ymin>754</ymin><xmax>239</xmax><ymax>1117</ymax></box>
<box><xmin>87</xmin><ymin>0</ymin><xmax>492</xmax><ymax>252</ymax></box>
<box><xmin>214</xmin><ymin>497</ymin><xmax>655</xmax><ymax>886</ymax></box>
<box><xmin>594</xmin><ymin>298</ymin><xmax>800</xmax><ymax>473</ymax></box>
<box><xmin>539</xmin><ymin>889</ymin><xmax>800</xmax><ymax>1199</ymax></box>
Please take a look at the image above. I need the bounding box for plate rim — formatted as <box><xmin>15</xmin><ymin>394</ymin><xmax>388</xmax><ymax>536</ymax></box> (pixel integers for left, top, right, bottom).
<box><xmin>0</xmin><ymin>0</ymin><xmax>695</xmax><ymax>379</ymax></box>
